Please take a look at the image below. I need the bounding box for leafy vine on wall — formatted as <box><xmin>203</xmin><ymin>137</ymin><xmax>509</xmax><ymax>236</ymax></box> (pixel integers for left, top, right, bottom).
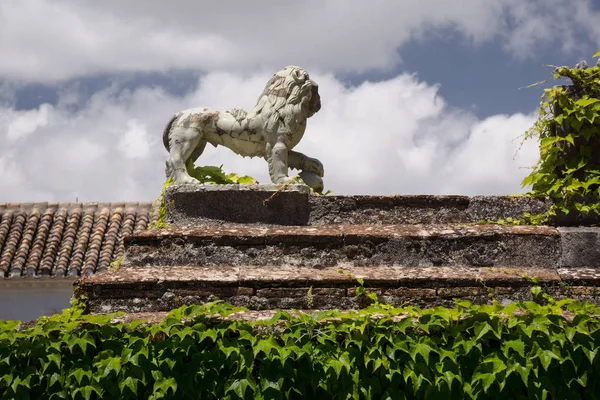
<box><xmin>522</xmin><ymin>50</ymin><xmax>600</xmax><ymax>219</ymax></box>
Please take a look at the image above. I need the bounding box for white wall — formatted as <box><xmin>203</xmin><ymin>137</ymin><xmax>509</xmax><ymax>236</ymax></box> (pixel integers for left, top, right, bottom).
<box><xmin>0</xmin><ymin>280</ymin><xmax>74</xmax><ymax>321</ymax></box>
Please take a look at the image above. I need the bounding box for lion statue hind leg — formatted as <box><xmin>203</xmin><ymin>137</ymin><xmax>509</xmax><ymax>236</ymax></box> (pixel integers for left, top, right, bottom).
<box><xmin>185</xmin><ymin>139</ymin><xmax>207</xmax><ymax>173</ymax></box>
<box><xmin>166</xmin><ymin>126</ymin><xmax>204</xmax><ymax>184</ymax></box>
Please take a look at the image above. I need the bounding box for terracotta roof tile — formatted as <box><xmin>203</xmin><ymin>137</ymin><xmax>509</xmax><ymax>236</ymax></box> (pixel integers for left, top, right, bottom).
<box><xmin>0</xmin><ymin>203</ymin><xmax>153</xmax><ymax>278</ymax></box>
<box><xmin>12</xmin><ymin>208</ymin><xmax>42</xmax><ymax>277</ymax></box>
<box><xmin>54</xmin><ymin>208</ymin><xmax>82</xmax><ymax>277</ymax></box>
<box><xmin>97</xmin><ymin>208</ymin><xmax>123</xmax><ymax>273</ymax></box>
<box><xmin>0</xmin><ymin>212</ymin><xmax>26</xmax><ymax>276</ymax></box>
<box><xmin>68</xmin><ymin>208</ymin><xmax>95</xmax><ymax>277</ymax></box>
<box><xmin>113</xmin><ymin>207</ymin><xmax>137</xmax><ymax>262</ymax></box>
<box><xmin>24</xmin><ymin>207</ymin><xmax>54</xmax><ymax>276</ymax></box>
<box><xmin>39</xmin><ymin>208</ymin><xmax>68</xmax><ymax>276</ymax></box>
<box><xmin>133</xmin><ymin>207</ymin><xmax>151</xmax><ymax>234</ymax></box>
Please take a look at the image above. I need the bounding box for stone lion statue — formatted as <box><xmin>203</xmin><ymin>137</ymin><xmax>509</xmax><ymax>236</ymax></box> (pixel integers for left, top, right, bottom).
<box><xmin>162</xmin><ymin>66</ymin><xmax>324</xmax><ymax>191</ymax></box>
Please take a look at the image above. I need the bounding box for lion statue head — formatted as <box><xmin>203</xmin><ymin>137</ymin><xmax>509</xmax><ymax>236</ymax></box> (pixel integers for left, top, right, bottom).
<box><xmin>250</xmin><ymin>66</ymin><xmax>321</xmax><ymax>125</ymax></box>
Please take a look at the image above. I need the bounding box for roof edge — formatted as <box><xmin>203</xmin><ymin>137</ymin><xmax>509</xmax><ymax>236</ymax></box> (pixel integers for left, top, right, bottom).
<box><xmin>0</xmin><ymin>202</ymin><xmax>155</xmax><ymax>213</ymax></box>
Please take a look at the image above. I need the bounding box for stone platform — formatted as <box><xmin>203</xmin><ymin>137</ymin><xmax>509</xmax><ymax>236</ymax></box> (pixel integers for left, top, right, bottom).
<box><xmin>75</xmin><ymin>186</ymin><xmax>600</xmax><ymax>314</ymax></box>
<box><xmin>166</xmin><ymin>184</ymin><xmax>310</xmax><ymax>225</ymax></box>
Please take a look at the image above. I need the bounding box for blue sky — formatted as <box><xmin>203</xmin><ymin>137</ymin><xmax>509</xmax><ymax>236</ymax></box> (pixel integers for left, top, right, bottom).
<box><xmin>1</xmin><ymin>0</ymin><xmax>599</xmax><ymax>201</ymax></box>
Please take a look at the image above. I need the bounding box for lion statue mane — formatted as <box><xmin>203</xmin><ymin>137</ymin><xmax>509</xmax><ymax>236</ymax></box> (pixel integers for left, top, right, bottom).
<box><xmin>162</xmin><ymin>66</ymin><xmax>324</xmax><ymax>191</ymax></box>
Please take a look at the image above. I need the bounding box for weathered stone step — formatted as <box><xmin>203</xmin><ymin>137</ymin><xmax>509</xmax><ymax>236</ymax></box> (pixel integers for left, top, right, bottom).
<box><xmin>166</xmin><ymin>185</ymin><xmax>557</xmax><ymax>226</ymax></box>
<box><xmin>78</xmin><ymin>265</ymin><xmax>600</xmax><ymax>313</ymax></box>
<box><xmin>123</xmin><ymin>224</ymin><xmax>560</xmax><ymax>268</ymax></box>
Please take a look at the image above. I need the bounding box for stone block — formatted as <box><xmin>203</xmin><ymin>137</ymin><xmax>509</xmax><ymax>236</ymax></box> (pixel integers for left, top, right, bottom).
<box><xmin>558</xmin><ymin>227</ymin><xmax>600</xmax><ymax>267</ymax></box>
<box><xmin>165</xmin><ymin>184</ymin><xmax>310</xmax><ymax>226</ymax></box>
<box><xmin>256</xmin><ymin>287</ymin><xmax>345</xmax><ymax>298</ymax></box>
<box><xmin>382</xmin><ymin>287</ymin><xmax>437</xmax><ymax>298</ymax></box>
<box><xmin>466</xmin><ymin>196</ymin><xmax>552</xmax><ymax>222</ymax></box>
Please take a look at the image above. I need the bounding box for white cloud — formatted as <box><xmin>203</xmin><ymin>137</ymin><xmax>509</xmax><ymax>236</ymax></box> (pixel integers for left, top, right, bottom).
<box><xmin>0</xmin><ymin>70</ymin><xmax>540</xmax><ymax>201</ymax></box>
<box><xmin>1</xmin><ymin>0</ymin><xmax>598</xmax><ymax>83</ymax></box>
<box><xmin>119</xmin><ymin>120</ymin><xmax>152</xmax><ymax>160</ymax></box>
<box><xmin>6</xmin><ymin>104</ymin><xmax>49</xmax><ymax>142</ymax></box>
<box><xmin>440</xmin><ymin>114</ymin><xmax>539</xmax><ymax>194</ymax></box>
<box><xmin>501</xmin><ymin>0</ymin><xmax>600</xmax><ymax>59</ymax></box>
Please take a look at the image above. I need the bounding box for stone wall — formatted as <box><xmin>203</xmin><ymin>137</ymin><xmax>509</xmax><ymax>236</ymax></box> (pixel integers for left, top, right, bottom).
<box><xmin>76</xmin><ymin>188</ymin><xmax>600</xmax><ymax>314</ymax></box>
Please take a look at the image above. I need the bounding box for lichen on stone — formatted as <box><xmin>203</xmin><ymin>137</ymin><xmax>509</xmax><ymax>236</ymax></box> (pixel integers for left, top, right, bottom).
<box><xmin>148</xmin><ymin>178</ymin><xmax>173</xmax><ymax>230</ymax></box>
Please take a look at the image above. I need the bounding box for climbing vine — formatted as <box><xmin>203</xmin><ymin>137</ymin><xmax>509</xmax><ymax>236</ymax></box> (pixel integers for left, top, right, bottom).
<box><xmin>1</xmin><ymin>299</ymin><xmax>600</xmax><ymax>399</ymax></box>
<box><xmin>147</xmin><ymin>178</ymin><xmax>173</xmax><ymax>230</ymax></box>
<box><xmin>187</xmin><ymin>165</ymin><xmax>256</xmax><ymax>185</ymax></box>
<box><xmin>521</xmin><ymin>50</ymin><xmax>600</xmax><ymax>220</ymax></box>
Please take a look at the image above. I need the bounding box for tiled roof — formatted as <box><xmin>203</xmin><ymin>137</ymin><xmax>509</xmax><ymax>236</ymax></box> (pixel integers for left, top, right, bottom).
<box><xmin>0</xmin><ymin>202</ymin><xmax>156</xmax><ymax>279</ymax></box>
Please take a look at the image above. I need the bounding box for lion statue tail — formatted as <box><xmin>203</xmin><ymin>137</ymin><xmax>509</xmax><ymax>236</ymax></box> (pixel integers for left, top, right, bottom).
<box><xmin>163</xmin><ymin>113</ymin><xmax>179</xmax><ymax>179</ymax></box>
<box><xmin>162</xmin><ymin>113</ymin><xmax>179</xmax><ymax>152</ymax></box>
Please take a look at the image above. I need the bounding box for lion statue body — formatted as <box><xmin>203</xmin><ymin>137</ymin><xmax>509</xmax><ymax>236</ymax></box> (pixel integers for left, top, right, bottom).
<box><xmin>163</xmin><ymin>66</ymin><xmax>324</xmax><ymax>191</ymax></box>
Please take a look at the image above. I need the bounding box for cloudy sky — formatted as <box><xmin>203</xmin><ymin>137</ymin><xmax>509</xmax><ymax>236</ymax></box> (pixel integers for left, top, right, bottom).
<box><xmin>1</xmin><ymin>0</ymin><xmax>599</xmax><ymax>202</ymax></box>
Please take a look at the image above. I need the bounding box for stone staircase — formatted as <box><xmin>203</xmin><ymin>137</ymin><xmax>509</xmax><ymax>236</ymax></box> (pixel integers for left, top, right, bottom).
<box><xmin>76</xmin><ymin>185</ymin><xmax>600</xmax><ymax>314</ymax></box>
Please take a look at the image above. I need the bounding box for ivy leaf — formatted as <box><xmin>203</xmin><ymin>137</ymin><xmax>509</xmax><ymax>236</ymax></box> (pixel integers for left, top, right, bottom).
<box><xmin>260</xmin><ymin>377</ymin><xmax>281</xmax><ymax>392</ymax></box>
<box><xmin>154</xmin><ymin>377</ymin><xmax>177</xmax><ymax>395</ymax></box>
<box><xmin>159</xmin><ymin>357</ymin><xmax>176</xmax><ymax>371</ymax></box>
<box><xmin>403</xmin><ymin>369</ymin><xmax>424</xmax><ymax>392</ymax></box>
<box><xmin>119</xmin><ymin>377</ymin><xmax>139</xmax><ymax>396</ymax></box>
<box><xmin>570</xmin><ymin>119</ymin><xmax>583</xmax><ymax>131</ymax></box>
<box><xmin>76</xmin><ymin>332</ymin><xmax>96</xmax><ymax>354</ymax></box>
<box><xmin>575</xmin><ymin>370</ymin><xmax>588</xmax><ymax>387</ymax></box>
<box><xmin>472</xmin><ymin>371</ymin><xmax>495</xmax><ymax>393</ymax></box>
<box><xmin>326</xmin><ymin>353</ymin><xmax>351</xmax><ymax>378</ymax></box>
<box><xmin>122</xmin><ymin>340</ymin><xmax>149</xmax><ymax>366</ymax></box>
<box><xmin>472</xmin><ymin>357</ymin><xmax>506</xmax><ymax>392</ymax></box>
<box><xmin>530</xmin><ymin>286</ymin><xmax>542</xmax><ymax>297</ymax></box>
<box><xmin>72</xmin><ymin>385</ymin><xmax>102</xmax><ymax>400</ymax></box>
<box><xmin>69</xmin><ymin>368</ymin><xmax>91</xmax><ymax>386</ymax></box>
<box><xmin>221</xmin><ymin>345</ymin><xmax>240</xmax><ymax>360</ymax></box>
<box><xmin>237</xmin><ymin>175</ymin><xmax>255</xmax><ymax>184</ymax></box>
<box><xmin>410</xmin><ymin>342</ymin><xmax>434</xmax><ymax>364</ymax></box>
<box><xmin>225</xmin><ymin>378</ymin><xmax>255</xmax><ymax>399</ymax></box>
<box><xmin>96</xmin><ymin>356</ymin><xmax>121</xmax><ymax>378</ymax></box>
<box><xmin>253</xmin><ymin>337</ymin><xmax>279</xmax><ymax>357</ymax></box>
<box><xmin>439</xmin><ymin>370</ymin><xmax>462</xmax><ymax>389</ymax></box>
<box><xmin>41</xmin><ymin>352</ymin><xmax>62</xmax><ymax>374</ymax></box>
<box><xmin>502</xmin><ymin>339</ymin><xmax>525</xmax><ymax>358</ymax></box>
<box><xmin>575</xmin><ymin>98</ymin><xmax>600</xmax><ymax>107</ymax></box>
<box><xmin>42</xmin><ymin>321</ymin><xmax>63</xmax><ymax>333</ymax></box>
<box><xmin>583</xmin><ymin>347</ymin><xmax>598</xmax><ymax>364</ymax></box>
<box><xmin>507</xmin><ymin>361</ymin><xmax>531</xmax><ymax>386</ymax></box>
<box><xmin>439</xmin><ymin>349</ymin><xmax>457</xmax><ymax>363</ymax></box>
<box><xmin>48</xmin><ymin>372</ymin><xmax>62</xmax><ymax>390</ymax></box>
<box><xmin>564</xmin><ymin>134</ymin><xmax>575</xmax><ymax>145</ymax></box>
<box><xmin>10</xmin><ymin>375</ymin><xmax>31</xmax><ymax>392</ymax></box>
<box><xmin>521</xmin><ymin>316</ymin><xmax>550</xmax><ymax>337</ymax></box>
<box><xmin>200</xmin><ymin>329</ymin><xmax>217</xmax><ymax>343</ymax></box>
<box><xmin>338</xmin><ymin>352</ymin><xmax>352</xmax><ymax>373</ymax></box>
<box><xmin>474</xmin><ymin>321</ymin><xmax>492</xmax><ymax>340</ymax></box>
<box><xmin>536</xmin><ymin>349</ymin><xmax>561</xmax><ymax>371</ymax></box>
<box><xmin>327</xmin><ymin>359</ymin><xmax>344</xmax><ymax>378</ymax></box>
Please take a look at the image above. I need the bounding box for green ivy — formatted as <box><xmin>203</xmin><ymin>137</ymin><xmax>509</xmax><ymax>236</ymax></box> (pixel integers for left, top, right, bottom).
<box><xmin>147</xmin><ymin>178</ymin><xmax>173</xmax><ymax>230</ymax></box>
<box><xmin>522</xmin><ymin>50</ymin><xmax>600</xmax><ymax>219</ymax></box>
<box><xmin>188</xmin><ymin>165</ymin><xmax>256</xmax><ymax>185</ymax></box>
<box><xmin>2</xmin><ymin>299</ymin><xmax>600</xmax><ymax>399</ymax></box>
